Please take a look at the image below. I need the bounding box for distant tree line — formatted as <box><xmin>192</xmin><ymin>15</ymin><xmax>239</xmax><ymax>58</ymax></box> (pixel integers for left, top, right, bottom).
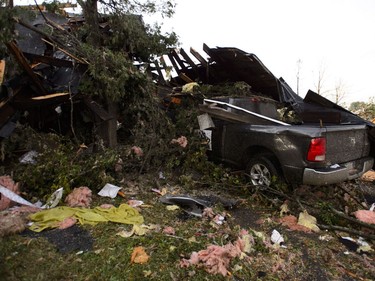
<box><xmin>349</xmin><ymin>99</ymin><xmax>375</xmax><ymax>121</ymax></box>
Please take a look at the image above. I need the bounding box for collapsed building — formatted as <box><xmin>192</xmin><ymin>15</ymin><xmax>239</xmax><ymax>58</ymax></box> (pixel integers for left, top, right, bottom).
<box><xmin>1</xmin><ymin>7</ymin><xmax>374</xmax><ymax>149</ymax></box>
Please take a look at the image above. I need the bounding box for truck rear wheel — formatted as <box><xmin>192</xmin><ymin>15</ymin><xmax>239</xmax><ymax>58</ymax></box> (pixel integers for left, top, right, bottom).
<box><xmin>246</xmin><ymin>154</ymin><xmax>280</xmax><ymax>186</ymax></box>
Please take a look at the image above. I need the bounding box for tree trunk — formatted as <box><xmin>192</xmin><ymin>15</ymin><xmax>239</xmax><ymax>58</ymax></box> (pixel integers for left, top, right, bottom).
<box><xmin>79</xmin><ymin>0</ymin><xmax>118</xmax><ymax>147</ymax></box>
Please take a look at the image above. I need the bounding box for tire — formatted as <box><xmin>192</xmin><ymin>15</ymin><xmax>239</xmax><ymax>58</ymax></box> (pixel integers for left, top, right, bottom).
<box><xmin>246</xmin><ymin>154</ymin><xmax>280</xmax><ymax>186</ymax></box>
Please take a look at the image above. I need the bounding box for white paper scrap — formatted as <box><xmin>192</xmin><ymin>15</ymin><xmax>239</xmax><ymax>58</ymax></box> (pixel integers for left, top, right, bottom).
<box><xmin>98</xmin><ymin>183</ymin><xmax>122</xmax><ymax>198</ymax></box>
<box><xmin>271</xmin><ymin>229</ymin><xmax>284</xmax><ymax>245</ymax></box>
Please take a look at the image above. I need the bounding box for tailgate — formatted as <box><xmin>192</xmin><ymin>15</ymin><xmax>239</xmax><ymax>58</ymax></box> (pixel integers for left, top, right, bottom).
<box><xmin>325</xmin><ymin>124</ymin><xmax>370</xmax><ymax>164</ymax></box>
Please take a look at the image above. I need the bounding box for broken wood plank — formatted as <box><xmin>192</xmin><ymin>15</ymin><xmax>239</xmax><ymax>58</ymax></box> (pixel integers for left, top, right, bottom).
<box><xmin>171</xmin><ymin>49</ymin><xmax>188</xmax><ymax>71</ymax></box>
<box><xmin>167</xmin><ymin>52</ymin><xmax>181</xmax><ymax>74</ymax></box>
<box><xmin>23</xmin><ymin>52</ymin><xmax>76</xmax><ymax>68</ymax></box>
<box><xmin>6</xmin><ymin>41</ymin><xmax>48</xmax><ymax>96</ymax></box>
<box><xmin>41</xmin><ymin>38</ymin><xmax>88</xmax><ymax>64</ymax></box>
<box><xmin>153</xmin><ymin>59</ymin><xmax>167</xmax><ymax>85</ymax></box>
<box><xmin>180</xmin><ymin>48</ymin><xmax>198</xmax><ymax>68</ymax></box>
<box><xmin>159</xmin><ymin>55</ymin><xmax>168</xmax><ymax>70</ymax></box>
<box><xmin>202</xmin><ymin>43</ymin><xmax>212</xmax><ymax>57</ymax></box>
<box><xmin>178</xmin><ymin>73</ymin><xmax>194</xmax><ymax>83</ymax></box>
<box><xmin>31</xmin><ymin>92</ymin><xmax>69</xmax><ymax>100</ymax></box>
<box><xmin>190</xmin><ymin>47</ymin><xmax>210</xmax><ymax>82</ymax></box>
<box><xmin>35</xmin><ymin>2</ymin><xmax>66</xmax><ymax>32</ymax></box>
<box><xmin>15</xmin><ymin>18</ymin><xmax>88</xmax><ymax>64</ymax></box>
<box><xmin>190</xmin><ymin>47</ymin><xmax>208</xmax><ymax>65</ymax></box>
<box><xmin>83</xmin><ymin>96</ymin><xmax>114</xmax><ymax>121</ymax></box>
<box><xmin>0</xmin><ymin>60</ymin><xmax>5</xmax><ymax>84</ymax></box>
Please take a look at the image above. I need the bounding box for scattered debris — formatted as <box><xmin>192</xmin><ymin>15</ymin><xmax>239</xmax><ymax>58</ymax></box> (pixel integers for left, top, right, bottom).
<box><xmin>297</xmin><ymin>211</ymin><xmax>320</xmax><ymax>232</ymax></box>
<box><xmin>98</xmin><ymin>183</ymin><xmax>123</xmax><ymax>199</ymax></box>
<box><xmin>166</xmin><ymin>205</ymin><xmax>180</xmax><ymax>211</ymax></box>
<box><xmin>353</xmin><ymin>209</ymin><xmax>375</xmax><ymax>224</ymax></box>
<box><xmin>181</xmin><ymin>82</ymin><xmax>199</xmax><ymax>93</ymax></box>
<box><xmin>42</xmin><ymin>187</ymin><xmax>63</xmax><ymax>209</ymax></box>
<box><xmin>339</xmin><ymin>236</ymin><xmax>374</xmax><ymax>254</ymax></box>
<box><xmin>19</xmin><ymin>150</ymin><xmax>38</xmax><ymax>164</ymax></box>
<box><xmin>131</xmin><ymin>146</ymin><xmax>144</xmax><ymax>157</ymax></box>
<box><xmin>0</xmin><ymin>176</ymin><xmax>39</xmax><ymax>210</ymax></box>
<box><xmin>170</xmin><ymin>136</ymin><xmax>188</xmax><ymax>148</ymax></box>
<box><xmin>163</xmin><ymin>226</ymin><xmax>175</xmax><ymax>235</ymax></box>
<box><xmin>180</xmin><ymin>230</ymin><xmax>250</xmax><ymax>277</ymax></box>
<box><xmin>0</xmin><ymin>212</ymin><xmax>27</xmax><ymax>237</ymax></box>
<box><xmin>278</xmin><ymin>215</ymin><xmax>312</xmax><ymax>233</ymax></box>
<box><xmin>270</xmin><ymin>229</ymin><xmax>285</xmax><ymax>247</ymax></box>
<box><xmin>159</xmin><ymin>195</ymin><xmax>210</xmax><ymax>217</ymax></box>
<box><xmin>212</xmin><ymin>214</ymin><xmax>225</xmax><ymax>225</ymax></box>
<box><xmin>99</xmin><ymin>204</ymin><xmax>115</xmax><ymax>209</ymax></box>
<box><xmin>65</xmin><ymin>186</ymin><xmax>92</xmax><ymax>208</ymax></box>
<box><xmin>127</xmin><ymin>200</ymin><xmax>144</xmax><ymax>208</ymax></box>
<box><xmin>0</xmin><ymin>176</ymin><xmax>20</xmax><ymax>210</ymax></box>
<box><xmin>279</xmin><ymin>200</ymin><xmax>290</xmax><ymax>216</ymax></box>
<box><xmin>131</xmin><ymin>246</ymin><xmax>150</xmax><ymax>264</ymax></box>
<box><xmin>29</xmin><ymin>204</ymin><xmax>144</xmax><ymax>232</ymax></box>
<box><xmin>151</xmin><ymin>188</ymin><xmax>168</xmax><ymax>196</ymax></box>
<box><xmin>116</xmin><ymin>224</ymin><xmax>158</xmax><ymax>238</ymax></box>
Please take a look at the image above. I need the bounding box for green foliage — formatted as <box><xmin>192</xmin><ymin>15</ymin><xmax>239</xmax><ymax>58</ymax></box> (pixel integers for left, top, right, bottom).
<box><xmin>160</xmin><ymin>101</ymin><xmax>244</xmax><ymax>189</ymax></box>
<box><xmin>79</xmin><ymin>44</ymin><xmax>146</xmax><ymax>101</ymax></box>
<box><xmin>199</xmin><ymin>82</ymin><xmax>257</xmax><ymax>98</ymax></box>
<box><xmin>349</xmin><ymin>99</ymin><xmax>375</xmax><ymax>121</ymax></box>
<box><xmin>0</xmin><ymin>1</ymin><xmax>16</xmax><ymax>57</ymax></box>
<box><xmin>42</xmin><ymin>0</ymin><xmax>61</xmax><ymax>14</ymax></box>
<box><xmin>317</xmin><ymin>202</ymin><xmax>338</xmax><ymax>225</ymax></box>
<box><xmin>96</xmin><ymin>0</ymin><xmax>176</xmax><ymax>19</ymax></box>
<box><xmin>103</xmin><ymin>14</ymin><xmax>178</xmax><ymax>61</ymax></box>
<box><xmin>1</xmin><ymin>126</ymin><xmax>133</xmax><ymax>197</ymax></box>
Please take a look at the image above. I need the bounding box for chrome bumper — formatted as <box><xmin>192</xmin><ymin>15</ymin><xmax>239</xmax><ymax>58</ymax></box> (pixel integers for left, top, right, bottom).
<box><xmin>302</xmin><ymin>157</ymin><xmax>374</xmax><ymax>185</ymax></box>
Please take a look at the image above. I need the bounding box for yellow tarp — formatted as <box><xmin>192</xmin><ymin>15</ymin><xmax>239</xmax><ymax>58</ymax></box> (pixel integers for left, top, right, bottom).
<box><xmin>29</xmin><ymin>204</ymin><xmax>144</xmax><ymax>232</ymax></box>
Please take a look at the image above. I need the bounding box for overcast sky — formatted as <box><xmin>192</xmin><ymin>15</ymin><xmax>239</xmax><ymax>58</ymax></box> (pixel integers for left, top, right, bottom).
<box><xmin>15</xmin><ymin>0</ymin><xmax>375</xmax><ymax>105</ymax></box>
<box><xmin>154</xmin><ymin>0</ymin><xmax>375</xmax><ymax>106</ymax></box>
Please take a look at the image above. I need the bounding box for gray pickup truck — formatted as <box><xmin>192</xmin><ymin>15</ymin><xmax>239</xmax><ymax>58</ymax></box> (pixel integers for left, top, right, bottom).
<box><xmin>198</xmin><ymin>47</ymin><xmax>375</xmax><ymax>186</ymax></box>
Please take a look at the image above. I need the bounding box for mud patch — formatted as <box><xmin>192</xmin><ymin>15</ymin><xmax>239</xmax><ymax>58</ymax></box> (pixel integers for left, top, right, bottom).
<box><xmin>229</xmin><ymin>207</ymin><xmax>265</xmax><ymax>229</ymax></box>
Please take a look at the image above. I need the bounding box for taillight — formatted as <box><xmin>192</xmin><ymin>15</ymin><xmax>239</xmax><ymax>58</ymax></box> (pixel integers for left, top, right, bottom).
<box><xmin>307</xmin><ymin>138</ymin><xmax>326</xmax><ymax>162</ymax></box>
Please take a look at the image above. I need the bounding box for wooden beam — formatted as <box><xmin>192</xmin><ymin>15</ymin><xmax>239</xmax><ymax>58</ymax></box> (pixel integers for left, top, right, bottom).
<box><xmin>0</xmin><ymin>60</ymin><xmax>5</xmax><ymax>84</ymax></box>
<box><xmin>83</xmin><ymin>96</ymin><xmax>114</xmax><ymax>121</ymax></box>
<box><xmin>178</xmin><ymin>73</ymin><xmax>193</xmax><ymax>83</ymax></box>
<box><xmin>42</xmin><ymin>38</ymin><xmax>88</xmax><ymax>64</ymax></box>
<box><xmin>31</xmin><ymin>92</ymin><xmax>69</xmax><ymax>100</ymax></box>
<box><xmin>171</xmin><ymin>49</ymin><xmax>188</xmax><ymax>71</ymax></box>
<box><xmin>180</xmin><ymin>48</ymin><xmax>197</xmax><ymax>68</ymax></box>
<box><xmin>6</xmin><ymin>41</ymin><xmax>48</xmax><ymax>96</ymax></box>
<box><xmin>167</xmin><ymin>52</ymin><xmax>181</xmax><ymax>74</ymax></box>
<box><xmin>153</xmin><ymin>59</ymin><xmax>167</xmax><ymax>85</ymax></box>
<box><xmin>190</xmin><ymin>47</ymin><xmax>209</xmax><ymax>81</ymax></box>
<box><xmin>15</xmin><ymin>18</ymin><xmax>88</xmax><ymax>64</ymax></box>
<box><xmin>23</xmin><ymin>52</ymin><xmax>76</xmax><ymax>68</ymax></box>
<box><xmin>190</xmin><ymin>47</ymin><xmax>208</xmax><ymax>65</ymax></box>
<box><xmin>202</xmin><ymin>43</ymin><xmax>212</xmax><ymax>57</ymax></box>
